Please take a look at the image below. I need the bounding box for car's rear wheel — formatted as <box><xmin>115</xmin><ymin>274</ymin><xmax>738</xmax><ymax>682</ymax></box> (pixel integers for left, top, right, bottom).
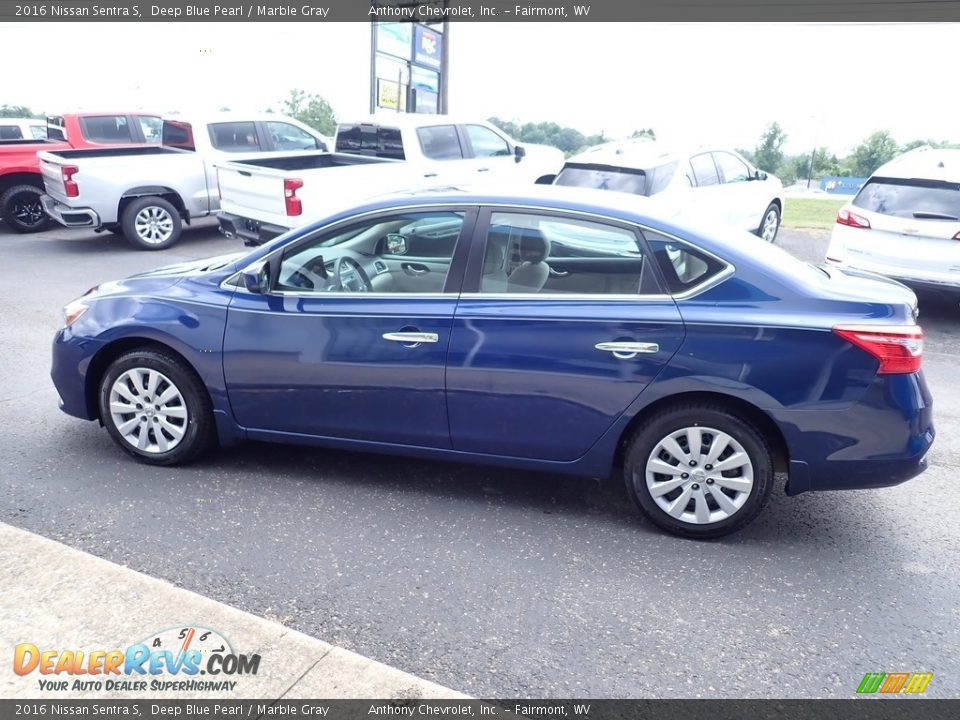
<box><xmin>625</xmin><ymin>405</ymin><xmax>773</xmax><ymax>538</ymax></box>
<box><xmin>98</xmin><ymin>349</ymin><xmax>213</xmax><ymax>465</ymax></box>
<box><xmin>756</xmin><ymin>203</ymin><xmax>781</xmax><ymax>243</ymax></box>
<box><xmin>0</xmin><ymin>184</ymin><xmax>50</xmax><ymax>233</ymax></box>
<box><xmin>121</xmin><ymin>196</ymin><xmax>182</xmax><ymax>250</ymax></box>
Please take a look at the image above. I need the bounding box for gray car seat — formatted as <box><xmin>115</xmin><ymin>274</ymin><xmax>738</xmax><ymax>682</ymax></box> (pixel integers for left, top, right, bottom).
<box><xmin>481</xmin><ymin>228</ymin><xmax>510</xmax><ymax>292</ymax></box>
<box><xmin>506</xmin><ymin>228</ymin><xmax>551</xmax><ymax>293</ymax></box>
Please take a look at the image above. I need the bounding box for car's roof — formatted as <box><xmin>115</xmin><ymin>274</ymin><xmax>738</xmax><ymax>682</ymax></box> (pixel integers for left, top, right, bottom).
<box><xmin>162</xmin><ymin>112</ymin><xmax>319</xmax><ymax>130</ymax></box>
<box><xmin>564</xmin><ymin>139</ymin><xmax>737</xmax><ymax>169</ymax></box>
<box><xmin>873</xmin><ymin>147</ymin><xmax>960</xmax><ymax>183</ymax></box>
<box><xmin>338</xmin><ymin>114</ymin><xmax>498</xmax><ymax>129</ymax></box>
<box><xmin>0</xmin><ymin>118</ymin><xmax>44</xmax><ymax>124</ymax></box>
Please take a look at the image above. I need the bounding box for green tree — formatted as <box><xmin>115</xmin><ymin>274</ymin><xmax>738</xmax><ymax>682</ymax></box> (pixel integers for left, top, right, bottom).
<box><xmin>753</xmin><ymin>122</ymin><xmax>787</xmax><ymax>173</ymax></box>
<box><xmin>280</xmin><ymin>89</ymin><xmax>336</xmax><ymax>135</ymax></box>
<box><xmin>630</xmin><ymin>128</ymin><xmax>656</xmax><ymax>140</ymax></box>
<box><xmin>848</xmin><ymin>130</ymin><xmax>899</xmax><ymax>176</ymax></box>
<box><xmin>0</xmin><ymin>104</ymin><xmax>40</xmax><ymax>118</ymax></box>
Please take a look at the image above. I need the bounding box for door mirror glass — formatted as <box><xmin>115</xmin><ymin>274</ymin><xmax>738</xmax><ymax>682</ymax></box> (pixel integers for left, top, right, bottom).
<box><xmin>385</xmin><ymin>233</ymin><xmax>408</xmax><ymax>255</ymax></box>
<box><xmin>514</xmin><ymin>145</ymin><xmax>526</xmax><ymax>163</ymax></box>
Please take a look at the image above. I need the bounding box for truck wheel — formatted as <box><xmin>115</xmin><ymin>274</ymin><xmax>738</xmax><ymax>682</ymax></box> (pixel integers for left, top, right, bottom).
<box><xmin>0</xmin><ymin>184</ymin><xmax>50</xmax><ymax>233</ymax></box>
<box><xmin>121</xmin><ymin>196</ymin><xmax>182</xmax><ymax>250</ymax></box>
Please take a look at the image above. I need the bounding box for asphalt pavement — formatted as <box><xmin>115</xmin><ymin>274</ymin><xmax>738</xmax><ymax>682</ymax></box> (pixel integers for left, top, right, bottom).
<box><xmin>1</xmin><ymin>220</ymin><xmax>958</xmax><ymax>698</ymax></box>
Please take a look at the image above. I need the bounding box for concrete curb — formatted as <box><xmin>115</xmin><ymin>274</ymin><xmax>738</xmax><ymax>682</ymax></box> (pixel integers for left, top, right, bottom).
<box><xmin>0</xmin><ymin>522</ymin><xmax>467</xmax><ymax>699</ymax></box>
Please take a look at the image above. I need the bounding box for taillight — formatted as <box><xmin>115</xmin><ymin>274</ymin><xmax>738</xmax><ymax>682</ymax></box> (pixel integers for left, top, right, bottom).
<box><xmin>284</xmin><ymin>178</ymin><xmax>303</xmax><ymax>216</ymax></box>
<box><xmin>836</xmin><ymin>208</ymin><xmax>870</xmax><ymax>228</ymax></box>
<box><xmin>62</xmin><ymin>165</ymin><xmax>79</xmax><ymax>198</ymax></box>
<box><xmin>833</xmin><ymin>324</ymin><xmax>923</xmax><ymax>374</ymax></box>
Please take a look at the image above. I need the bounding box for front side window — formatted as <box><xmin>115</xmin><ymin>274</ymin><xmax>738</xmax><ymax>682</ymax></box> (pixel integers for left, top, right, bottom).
<box><xmin>417</xmin><ymin>125</ymin><xmax>463</xmax><ymax>160</ymax></box>
<box><xmin>690</xmin><ymin>153</ymin><xmax>720</xmax><ymax>187</ymax></box>
<box><xmin>464</xmin><ymin>124</ymin><xmax>511</xmax><ymax>158</ymax></box>
<box><xmin>275</xmin><ymin>211</ymin><xmax>465</xmax><ymax>294</ymax></box>
<box><xmin>80</xmin><ymin>115</ymin><xmax>135</xmax><ymax>143</ymax></box>
<box><xmin>479</xmin><ymin>212</ymin><xmax>657</xmax><ymax>295</ymax></box>
<box><xmin>208</xmin><ymin>122</ymin><xmax>260</xmax><ymax>152</ymax></box>
<box><xmin>646</xmin><ymin>231</ymin><xmax>727</xmax><ymax>294</ymax></box>
<box><xmin>713</xmin><ymin>152</ymin><xmax>751</xmax><ymax>183</ymax></box>
<box><xmin>555</xmin><ymin>162</ymin><xmax>679</xmax><ymax>197</ymax></box>
<box><xmin>267</xmin><ymin>121</ymin><xmax>321</xmax><ymax>151</ymax></box>
<box><xmin>852</xmin><ymin>177</ymin><xmax>960</xmax><ymax>220</ymax></box>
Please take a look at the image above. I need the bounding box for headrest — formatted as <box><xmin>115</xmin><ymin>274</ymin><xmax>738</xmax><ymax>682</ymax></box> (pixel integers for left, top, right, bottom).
<box><xmin>517</xmin><ymin>228</ymin><xmax>550</xmax><ymax>263</ymax></box>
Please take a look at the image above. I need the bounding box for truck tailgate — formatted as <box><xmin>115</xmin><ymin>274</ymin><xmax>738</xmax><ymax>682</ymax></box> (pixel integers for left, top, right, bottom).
<box><xmin>217</xmin><ymin>163</ymin><xmax>287</xmax><ymax>222</ymax></box>
<box><xmin>39</xmin><ymin>153</ymin><xmax>69</xmax><ymax>203</ymax></box>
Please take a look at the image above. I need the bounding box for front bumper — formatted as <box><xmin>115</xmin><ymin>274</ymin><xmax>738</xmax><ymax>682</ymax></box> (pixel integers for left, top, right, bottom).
<box><xmin>218</xmin><ymin>212</ymin><xmax>287</xmax><ymax>246</ymax></box>
<box><xmin>41</xmin><ymin>194</ymin><xmax>100</xmax><ymax>228</ymax></box>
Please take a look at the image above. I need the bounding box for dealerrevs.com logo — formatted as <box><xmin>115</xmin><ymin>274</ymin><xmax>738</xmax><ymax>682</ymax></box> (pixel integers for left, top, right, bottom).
<box><xmin>13</xmin><ymin>626</ymin><xmax>261</xmax><ymax>693</ymax></box>
<box><xmin>856</xmin><ymin>672</ymin><xmax>933</xmax><ymax>695</ymax></box>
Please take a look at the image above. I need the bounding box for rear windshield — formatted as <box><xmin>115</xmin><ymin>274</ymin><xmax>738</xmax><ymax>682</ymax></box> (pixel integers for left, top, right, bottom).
<box><xmin>162</xmin><ymin>120</ymin><xmax>195</xmax><ymax>151</ymax></box>
<box><xmin>852</xmin><ymin>177</ymin><xmax>960</xmax><ymax>220</ymax></box>
<box><xmin>335</xmin><ymin>124</ymin><xmax>405</xmax><ymax>160</ymax></box>
<box><xmin>555</xmin><ymin>162</ymin><xmax>678</xmax><ymax>197</ymax></box>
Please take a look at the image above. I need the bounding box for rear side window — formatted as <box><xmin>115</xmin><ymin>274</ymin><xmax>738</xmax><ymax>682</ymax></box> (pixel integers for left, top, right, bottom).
<box><xmin>80</xmin><ymin>115</ymin><xmax>136</xmax><ymax>143</ymax></box>
<box><xmin>555</xmin><ymin>162</ymin><xmax>678</xmax><ymax>197</ymax></box>
<box><xmin>416</xmin><ymin>125</ymin><xmax>463</xmax><ymax>160</ymax></box>
<box><xmin>852</xmin><ymin>177</ymin><xmax>960</xmax><ymax>220</ymax></box>
<box><xmin>646</xmin><ymin>232</ymin><xmax>727</xmax><ymax>294</ymax></box>
<box><xmin>0</xmin><ymin>125</ymin><xmax>23</xmax><ymax>140</ymax></box>
<box><xmin>690</xmin><ymin>153</ymin><xmax>720</xmax><ymax>187</ymax></box>
<box><xmin>29</xmin><ymin>125</ymin><xmax>47</xmax><ymax>140</ymax></box>
<box><xmin>209</xmin><ymin>122</ymin><xmax>261</xmax><ymax>152</ymax></box>
<box><xmin>162</xmin><ymin>120</ymin><xmax>195</xmax><ymax>151</ymax></box>
<box><xmin>335</xmin><ymin>124</ymin><xmax>405</xmax><ymax>159</ymax></box>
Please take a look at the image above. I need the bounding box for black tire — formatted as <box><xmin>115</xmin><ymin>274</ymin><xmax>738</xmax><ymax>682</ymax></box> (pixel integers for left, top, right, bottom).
<box><xmin>624</xmin><ymin>404</ymin><xmax>774</xmax><ymax>539</ymax></box>
<box><xmin>0</xmin><ymin>184</ymin><xmax>50</xmax><ymax>233</ymax></box>
<box><xmin>98</xmin><ymin>348</ymin><xmax>214</xmax><ymax>465</ymax></box>
<box><xmin>755</xmin><ymin>202</ymin><xmax>781</xmax><ymax>243</ymax></box>
<box><xmin>121</xmin><ymin>196</ymin><xmax>182</xmax><ymax>250</ymax></box>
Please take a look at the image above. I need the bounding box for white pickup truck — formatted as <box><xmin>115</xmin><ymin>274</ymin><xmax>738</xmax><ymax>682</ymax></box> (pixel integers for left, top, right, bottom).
<box><xmin>38</xmin><ymin>113</ymin><xmax>328</xmax><ymax>250</ymax></box>
<box><xmin>217</xmin><ymin>115</ymin><xmax>565</xmax><ymax>245</ymax></box>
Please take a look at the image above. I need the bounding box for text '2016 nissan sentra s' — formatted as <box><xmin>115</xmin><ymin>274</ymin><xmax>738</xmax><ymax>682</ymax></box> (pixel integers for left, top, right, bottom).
<box><xmin>51</xmin><ymin>186</ymin><xmax>934</xmax><ymax>538</ymax></box>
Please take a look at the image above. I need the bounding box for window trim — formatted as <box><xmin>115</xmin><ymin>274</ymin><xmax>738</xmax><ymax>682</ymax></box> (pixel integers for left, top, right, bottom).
<box><xmin>225</xmin><ymin>202</ymin><xmax>733</xmax><ymax>301</ymax></box>
<box><xmin>244</xmin><ymin>205</ymin><xmax>479</xmax><ymax>298</ymax></box>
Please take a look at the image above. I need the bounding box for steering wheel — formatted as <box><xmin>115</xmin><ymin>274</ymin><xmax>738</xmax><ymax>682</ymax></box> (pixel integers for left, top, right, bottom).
<box><xmin>334</xmin><ymin>255</ymin><xmax>373</xmax><ymax>293</ymax></box>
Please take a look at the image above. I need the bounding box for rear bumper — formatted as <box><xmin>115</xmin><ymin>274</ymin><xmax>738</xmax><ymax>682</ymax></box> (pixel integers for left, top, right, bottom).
<box><xmin>778</xmin><ymin>371</ymin><xmax>935</xmax><ymax>495</ymax></box>
<box><xmin>218</xmin><ymin>212</ymin><xmax>288</xmax><ymax>246</ymax></box>
<box><xmin>41</xmin><ymin>194</ymin><xmax>100</xmax><ymax>228</ymax></box>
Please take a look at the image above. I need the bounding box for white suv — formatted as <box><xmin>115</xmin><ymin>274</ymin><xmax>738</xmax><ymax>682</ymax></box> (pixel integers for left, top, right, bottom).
<box><xmin>826</xmin><ymin>147</ymin><xmax>960</xmax><ymax>300</ymax></box>
<box><xmin>553</xmin><ymin>140</ymin><xmax>785</xmax><ymax>242</ymax></box>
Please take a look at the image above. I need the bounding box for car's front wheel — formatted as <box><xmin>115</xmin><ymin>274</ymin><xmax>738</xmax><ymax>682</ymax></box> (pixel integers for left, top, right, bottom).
<box><xmin>756</xmin><ymin>203</ymin><xmax>781</xmax><ymax>243</ymax></box>
<box><xmin>625</xmin><ymin>405</ymin><xmax>774</xmax><ymax>538</ymax></box>
<box><xmin>98</xmin><ymin>349</ymin><xmax>213</xmax><ymax>465</ymax></box>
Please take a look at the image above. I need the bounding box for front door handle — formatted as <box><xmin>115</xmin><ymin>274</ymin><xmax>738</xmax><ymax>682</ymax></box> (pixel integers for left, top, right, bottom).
<box><xmin>383</xmin><ymin>331</ymin><xmax>439</xmax><ymax>345</ymax></box>
<box><xmin>595</xmin><ymin>341</ymin><xmax>659</xmax><ymax>359</ymax></box>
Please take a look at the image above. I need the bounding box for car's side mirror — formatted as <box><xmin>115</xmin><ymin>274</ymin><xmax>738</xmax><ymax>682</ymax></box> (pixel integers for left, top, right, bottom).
<box><xmin>514</xmin><ymin>145</ymin><xmax>526</xmax><ymax>163</ymax></box>
<box><xmin>535</xmin><ymin>174</ymin><xmax>556</xmax><ymax>185</ymax></box>
<box><xmin>753</xmin><ymin>169</ymin><xmax>768</xmax><ymax>181</ymax></box>
<box><xmin>241</xmin><ymin>261</ymin><xmax>270</xmax><ymax>294</ymax></box>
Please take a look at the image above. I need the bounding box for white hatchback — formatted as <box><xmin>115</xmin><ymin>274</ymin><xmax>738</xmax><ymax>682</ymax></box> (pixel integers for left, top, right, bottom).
<box><xmin>553</xmin><ymin>140</ymin><xmax>785</xmax><ymax>242</ymax></box>
<box><xmin>826</xmin><ymin>147</ymin><xmax>960</xmax><ymax>300</ymax></box>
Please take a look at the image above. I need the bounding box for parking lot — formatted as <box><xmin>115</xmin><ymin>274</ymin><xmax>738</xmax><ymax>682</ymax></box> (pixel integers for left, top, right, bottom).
<box><xmin>1</xmin><ymin>220</ymin><xmax>958</xmax><ymax>698</ymax></box>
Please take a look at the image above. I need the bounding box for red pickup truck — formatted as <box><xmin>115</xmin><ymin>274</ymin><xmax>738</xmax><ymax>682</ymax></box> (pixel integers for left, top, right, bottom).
<box><xmin>0</xmin><ymin>112</ymin><xmax>160</xmax><ymax>233</ymax></box>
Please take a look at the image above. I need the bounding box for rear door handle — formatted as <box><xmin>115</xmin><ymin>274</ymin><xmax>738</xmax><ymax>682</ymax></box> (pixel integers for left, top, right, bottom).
<box><xmin>423</xmin><ymin>172</ymin><xmax>438</xmax><ymax>178</ymax></box>
<box><xmin>383</xmin><ymin>332</ymin><xmax>439</xmax><ymax>345</ymax></box>
<box><xmin>595</xmin><ymin>341</ymin><xmax>659</xmax><ymax>359</ymax></box>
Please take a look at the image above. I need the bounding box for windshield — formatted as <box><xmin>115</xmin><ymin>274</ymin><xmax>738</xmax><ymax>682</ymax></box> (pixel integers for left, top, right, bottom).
<box><xmin>554</xmin><ymin>161</ymin><xmax>678</xmax><ymax>197</ymax></box>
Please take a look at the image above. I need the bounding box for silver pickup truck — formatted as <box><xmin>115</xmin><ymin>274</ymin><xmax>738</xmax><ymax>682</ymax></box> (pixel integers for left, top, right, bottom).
<box><xmin>39</xmin><ymin>113</ymin><xmax>327</xmax><ymax>250</ymax></box>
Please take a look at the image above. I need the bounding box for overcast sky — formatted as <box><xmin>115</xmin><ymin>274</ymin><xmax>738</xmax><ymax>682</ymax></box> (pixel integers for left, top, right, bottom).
<box><xmin>0</xmin><ymin>22</ymin><xmax>955</xmax><ymax>155</ymax></box>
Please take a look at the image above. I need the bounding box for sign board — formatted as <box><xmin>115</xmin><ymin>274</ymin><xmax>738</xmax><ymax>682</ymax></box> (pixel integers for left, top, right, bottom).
<box><xmin>413</xmin><ymin>24</ymin><xmax>442</xmax><ymax>69</ymax></box>
<box><xmin>376</xmin><ymin>22</ymin><xmax>412</xmax><ymax>60</ymax></box>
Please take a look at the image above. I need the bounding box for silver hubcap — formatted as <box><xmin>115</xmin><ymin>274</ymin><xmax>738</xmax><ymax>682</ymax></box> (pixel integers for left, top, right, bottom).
<box><xmin>643</xmin><ymin>425</ymin><xmax>754</xmax><ymax>525</ymax></box>
<box><xmin>761</xmin><ymin>209</ymin><xmax>779</xmax><ymax>242</ymax></box>
<box><xmin>109</xmin><ymin>368</ymin><xmax>188</xmax><ymax>454</ymax></box>
<box><xmin>134</xmin><ymin>206</ymin><xmax>174</xmax><ymax>244</ymax></box>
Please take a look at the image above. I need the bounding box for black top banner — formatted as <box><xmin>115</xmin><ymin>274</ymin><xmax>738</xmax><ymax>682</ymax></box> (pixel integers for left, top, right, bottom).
<box><xmin>2</xmin><ymin>0</ymin><xmax>960</xmax><ymax>21</ymax></box>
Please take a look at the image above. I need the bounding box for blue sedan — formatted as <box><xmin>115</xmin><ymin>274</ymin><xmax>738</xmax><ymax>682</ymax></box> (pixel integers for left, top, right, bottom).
<box><xmin>51</xmin><ymin>187</ymin><xmax>934</xmax><ymax>538</ymax></box>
